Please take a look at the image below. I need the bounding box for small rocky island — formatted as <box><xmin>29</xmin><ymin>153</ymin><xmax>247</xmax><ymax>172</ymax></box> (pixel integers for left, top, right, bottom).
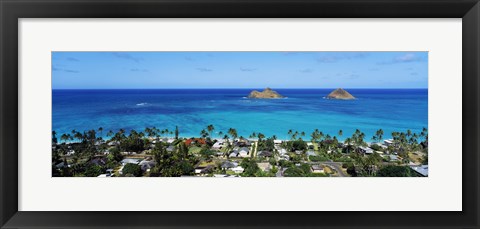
<box><xmin>326</xmin><ymin>88</ymin><xmax>356</xmax><ymax>100</ymax></box>
<box><xmin>247</xmin><ymin>87</ymin><xmax>285</xmax><ymax>99</ymax></box>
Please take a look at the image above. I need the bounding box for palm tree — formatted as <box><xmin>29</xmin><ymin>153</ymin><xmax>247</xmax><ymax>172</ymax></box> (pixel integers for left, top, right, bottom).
<box><xmin>338</xmin><ymin>130</ymin><xmax>343</xmax><ymax>137</ymax></box>
<box><xmin>74</xmin><ymin>131</ymin><xmax>83</xmax><ymax>143</ymax></box>
<box><xmin>228</xmin><ymin>128</ymin><xmax>238</xmax><ymax>143</ymax></box>
<box><xmin>257</xmin><ymin>133</ymin><xmax>265</xmax><ymax>142</ymax></box>
<box><xmin>98</xmin><ymin>127</ymin><xmax>104</xmax><ymax>139</ymax></box>
<box><xmin>60</xmin><ymin>133</ymin><xmax>72</xmax><ymax>144</ymax></box>
<box><xmin>200</xmin><ymin>129</ymin><xmax>208</xmax><ymax>138</ymax></box>
<box><xmin>52</xmin><ymin>131</ymin><xmax>58</xmax><ymax>144</ymax></box>
<box><xmin>406</xmin><ymin>129</ymin><xmax>412</xmax><ymax>138</ymax></box>
<box><xmin>292</xmin><ymin>131</ymin><xmax>299</xmax><ymax>140</ymax></box>
<box><xmin>175</xmin><ymin>126</ymin><xmax>179</xmax><ymax>139</ymax></box>
<box><xmin>249</xmin><ymin>132</ymin><xmax>257</xmax><ymax>139</ymax></box>
<box><xmin>144</xmin><ymin>127</ymin><xmax>151</xmax><ymax>136</ymax></box>
<box><xmin>206</xmin><ymin>124</ymin><xmax>215</xmax><ymax>138</ymax></box>
<box><xmin>344</xmin><ymin>137</ymin><xmax>352</xmax><ymax>154</ymax></box>
<box><xmin>374</xmin><ymin>129</ymin><xmax>384</xmax><ymax>143</ymax></box>
<box><xmin>218</xmin><ymin>131</ymin><xmax>224</xmax><ymax>138</ymax></box>
<box><xmin>223</xmin><ymin>134</ymin><xmax>230</xmax><ymax>157</ymax></box>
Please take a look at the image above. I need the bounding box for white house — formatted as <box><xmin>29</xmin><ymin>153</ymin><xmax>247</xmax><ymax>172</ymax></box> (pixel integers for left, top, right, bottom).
<box><xmin>410</xmin><ymin>165</ymin><xmax>428</xmax><ymax>177</ymax></box>
<box><xmin>231</xmin><ymin>166</ymin><xmax>245</xmax><ymax>174</ymax></box>
<box><xmin>107</xmin><ymin>141</ymin><xmax>119</xmax><ymax>146</ymax></box>
<box><xmin>139</xmin><ymin>160</ymin><xmax>156</xmax><ymax>172</ymax></box>
<box><xmin>120</xmin><ymin>158</ymin><xmax>140</xmax><ymax>165</ymax></box>
<box><xmin>311</xmin><ymin>165</ymin><xmax>324</xmax><ymax>173</ymax></box>
<box><xmin>273</xmin><ymin>140</ymin><xmax>283</xmax><ymax>144</ymax></box>
<box><xmin>212</xmin><ymin>141</ymin><xmax>224</xmax><ymax>150</ymax></box>
<box><xmin>359</xmin><ymin>146</ymin><xmax>374</xmax><ymax>154</ymax></box>
<box><xmin>66</xmin><ymin>150</ymin><xmax>75</xmax><ymax>156</ymax></box>
<box><xmin>238</xmin><ymin>147</ymin><xmax>249</xmax><ymax>157</ymax></box>
<box><xmin>384</xmin><ymin>139</ymin><xmax>394</xmax><ymax>146</ymax></box>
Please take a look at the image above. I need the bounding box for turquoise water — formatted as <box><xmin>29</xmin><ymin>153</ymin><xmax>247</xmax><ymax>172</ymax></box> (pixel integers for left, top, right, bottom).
<box><xmin>52</xmin><ymin>89</ymin><xmax>428</xmax><ymax>141</ymax></box>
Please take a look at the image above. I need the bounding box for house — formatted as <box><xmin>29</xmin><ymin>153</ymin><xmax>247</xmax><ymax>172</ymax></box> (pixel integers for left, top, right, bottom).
<box><xmin>238</xmin><ymin>147</ymin><xmax>249</xmax><ymax>157</ymax></box>
<box><xmin>384</xmin><ymin>139</ymin><xmax>394</xmax><ymax>146</ymax></box>
<box><xmin>410</xmin><ymin>165</ymin><xmax>428</xmax><ymax>177</ymax></box>
<box><xmin>278</xmin><ymin>148</ymin><xmax>287</xmax><ymax>155</ymax></box>
<box><xmin>382</xmin><ymin>154</ymin><xmax>398</xmax><ymax>161</ymax></box>
<box><xmin>120</xmin><ymin>158</ymin><xmax>140</xmax><ymax>165</ymax></box>
<box><xmin>295</xmin><ymin>150</ymin><xmax>303</xmax><ymax>155</ymax></box>
<box><xmin>139</xmin><ymin>160</ymin><xmax>156</xmax><ymax>172</ymax></box>
<box><xmin>194</xmin><ymin>165</ymin><xmax>214</xmax><ymax>174</ymax></box>
<box><xmin>212</xmin><ymin>141</ymin><xmax>224</xmax><ymax>150</ymax></box>
<box><xmin>89</xmin><ymin>157</ymin><xmax>107</xmax><ymax>166</ymax></box>
<box><xmin>311</xmin><ymin>165</ymin><xmax>324</xmax><ymax>173</ymax></box>
<box><xmin>221</xmin><ymin>161</ymin><xmax>238</xmax><ymax>169</ymax></box>
<box><xmin>185</xmin><ymin>138</ymin><xmax>207</xmax><ymax>146</ymax></box>
<box><xmin>107</xmin><ymin>141</ymin><xmax>119</xmax><ymax>146</ymax></box>
<box><xmin>230</xmin><ymin>166</ymin><xmax>245</xmax><ymax>174</ymax></box>
<box><xmin>229</xmin><ymin>151</ymin><xmax>238</xmax><ymax>158</ymax></box>
<box><xmin>235</xmin><ymin>139</ymin><xmax>251</xmax><ymax>147</ymax></box>
<box><xmin>358</xmin><ymin>146</ymin><xmax>374</xmax><ymax>154</ymax></box>
<box><xmin>257</xmin><ymin>151</ymin><xmax>272</xmax><ymax>157</ymax></box>
<box><xmin>273</xmin><ymin>140</ymin><xmax>283</xmax><ymax>144</ymax></box>
<box><xmin>55</xmin><ymin>161</ymin><xmax>70</xmax><ymax>169</ymax></box>
<box><xmin>257</xmin><ymin>162</ymin><xmax>271</xmax><ymax>172</ymax></box>
<box><xmin>372</xmin><ymin>143</ymin><xmax>387</xmax><ymax>150</ymax></box>
<box><xmin>121</xmin><ymin>151</ymin><xmax>137</xmax><ymax>155</ymax></box>
<box><xmin>306</xmin><ymin>151</ymin><xmax>316</xmax><ymax>157</ymax></box>
<box><xmin>166</xmin><ymin>146</ymin><xmax>175</xmax><ymax>152</ymax></box>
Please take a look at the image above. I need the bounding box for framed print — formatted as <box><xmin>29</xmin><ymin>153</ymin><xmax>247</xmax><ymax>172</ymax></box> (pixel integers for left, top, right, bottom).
<box><xmin>1</xmin><ymin>0</ymin><xmax>479</xmax><ymax>228</ymax></box>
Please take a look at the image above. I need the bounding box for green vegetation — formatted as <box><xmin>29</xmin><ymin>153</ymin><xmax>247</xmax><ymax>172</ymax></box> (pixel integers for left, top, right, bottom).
<box><xmin>309</xmin><ymin>155</ymin><xmax>329</xmax><ymax>162</ymax></box>
<box><xmin>122</xmin><ymin>163</ymin><xmax>142</xmax><ymax>177</ymax></box>
<box><xmin>52</xmin><ymin>125</ymin><xmax>428</xmax><ymax>177</ymax></box>
<box><xmin>376</xmin><ymin>165</ymin><xmax>420</xmax><ymax>177</ymax></box>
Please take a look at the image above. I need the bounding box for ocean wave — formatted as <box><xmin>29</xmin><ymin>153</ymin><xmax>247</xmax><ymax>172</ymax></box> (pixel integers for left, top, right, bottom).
<box><xmin>136</xmin><ymin>102</ymin><xmax>148</xmax><ymax>106</ymax></box>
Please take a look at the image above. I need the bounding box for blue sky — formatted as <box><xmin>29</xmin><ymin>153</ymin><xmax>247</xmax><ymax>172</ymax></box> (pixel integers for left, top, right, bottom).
<box><xmin>52</xmin><ymin>51</ymin><xmax>428</xmax><ymax>89</ymax></box>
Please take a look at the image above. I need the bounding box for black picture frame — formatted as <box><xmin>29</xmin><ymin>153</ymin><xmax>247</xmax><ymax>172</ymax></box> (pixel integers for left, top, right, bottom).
<box><xmin>1</xmin><ymin>0</ymin><xmax>479</xmax><ymax>228</ymax></box>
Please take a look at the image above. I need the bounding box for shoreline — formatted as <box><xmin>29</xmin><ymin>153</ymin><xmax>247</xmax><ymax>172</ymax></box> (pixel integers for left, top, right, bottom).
<box><xmin>57</xmin><ymin>136</ymin><xmax>393</xmax><ymax>145</ymax></box>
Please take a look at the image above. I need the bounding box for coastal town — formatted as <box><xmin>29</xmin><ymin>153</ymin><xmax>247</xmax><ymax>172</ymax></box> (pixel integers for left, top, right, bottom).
<box><xmin>52</xmin><ymin>88</ymin><xmax>428</xmax><ymax>177</ymax></box>
<box><xmin>52</xmin><ymin>125</ymin><xmax>428</xmax><ymax>178</ymax></box>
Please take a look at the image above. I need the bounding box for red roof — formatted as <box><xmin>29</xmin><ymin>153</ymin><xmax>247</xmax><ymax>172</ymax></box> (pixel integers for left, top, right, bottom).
<box><xmin>185</xmin><ymin>138</ymin><xmax>206</xmax><ymax>145</ymax></box>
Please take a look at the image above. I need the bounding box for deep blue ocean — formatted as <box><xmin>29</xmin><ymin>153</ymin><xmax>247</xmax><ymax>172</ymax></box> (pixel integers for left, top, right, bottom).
<box><xmin>52</xmin><ymin>89</ymin><xmax>428</xmax><ymax>141</ymax></box>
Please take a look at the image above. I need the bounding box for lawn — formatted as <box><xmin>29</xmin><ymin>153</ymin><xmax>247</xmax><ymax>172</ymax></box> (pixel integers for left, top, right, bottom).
<box><xmin>188</xmin><ymin>146</ymin><xmax>202</xmax><ymax>154</ymax></box>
